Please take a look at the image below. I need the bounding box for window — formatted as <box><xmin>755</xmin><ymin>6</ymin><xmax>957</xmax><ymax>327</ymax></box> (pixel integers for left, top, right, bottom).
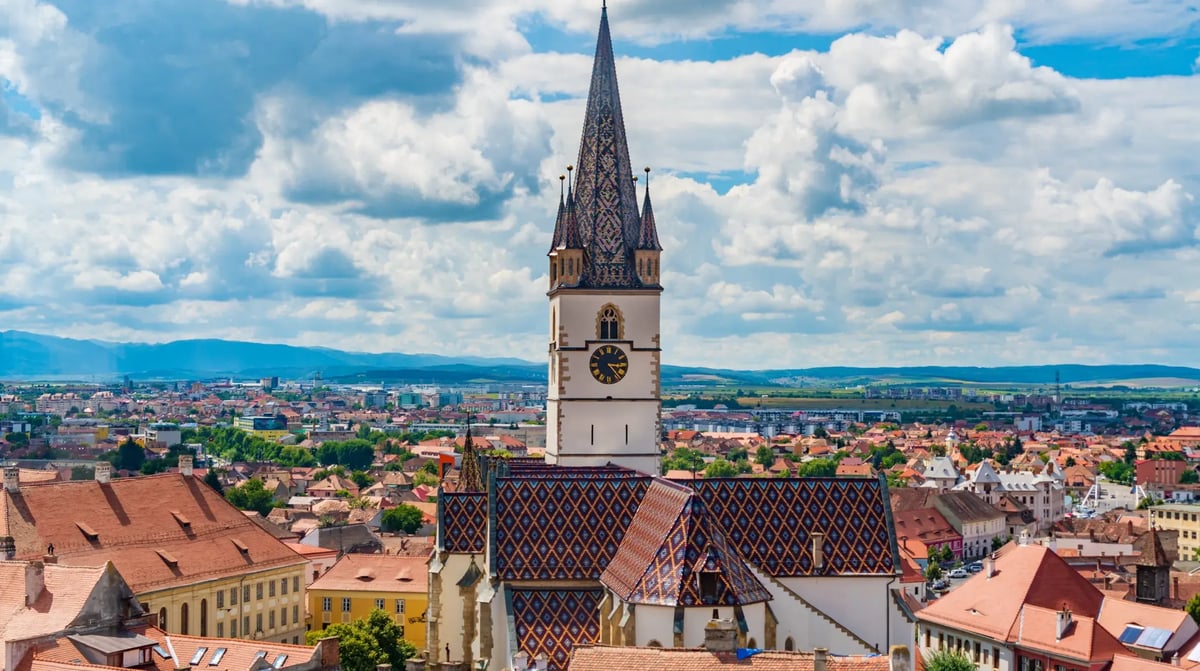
<box><xmin>597</xmin><ymin>305</ymin><xmax>622</xmax><ymax>340</ymax></box>
<box><xmin>190</xmin><ymin>648</ymin><xmax>208</xmax><ymax>665</ymax></box>
<box><xmin>257</xmin><ymin>583</ymin><xmax>264</xmax><ymax>600</ymax></box>
<box><xmin>231</xmin><ymin>588</ymin><xmax>238</xmax><ymax>606</ymax></box>
<box><xmin>293</xmin><ymin>606</ymin><xmax>299</xmax><ymax>624</ymax></box>
<box><xmin>217</xmin><ymin>623</ymin><xmax>224</xmax><ymax>638</ymax></box>
<box><xmin>210</xmin><ymin>649</ymin><xmax>227</xmax><ymax>666</ymax></box>
<box><xmin>322</xmin><ymin>598</ymin><xmax>332</xmax><ymax>612</ymax></box>
<box><xmin>281</xmin><ymin>578</ymin><xmax>288</xmax><ymax>595</ymax></box>
<box><xmin>269</xmin><ymin>581</ymin><xmax>276</xmax><ymax>598</ymax></box>
<box><xmin>243</xmin><ymin>586</ymin><xmax>250</xmax><ymax>603</ymax></box>
<box><xmin>281</xmin><ymin>608</ymin><xmax>287</xmax><ymax>626</ymax></box>
<box><xmin>938</xmin><ymin>632</ymin><xmax>944</xmax><ymax>649</ymax></box>
<box><xmin>974</xmin><ymin>642</ymin><xmax>981</xmax><ymax>662</ymax></box>
<box><xmin>784</xmin><ymin>637</ymin><xmax>795</xmax><ymax>651</ymax></box>
<box><xmin>394</xmin><ymin>599</ymin><xmax>405</xmax><ymax>614</ymax></box>
<box><xmin>217</xmin><ymin>591</ymin><xmax>225</xmax><ymax>609</ymax></box>
<box><xmin>159</xmin><ymin>608</ymin><xmax>167</xmax><ymax>631</ymax></box>
<box><xmin>698</xmin><ymin>571</ymin><xmax>719</xmax><ymax>604</ymax></box>
<box><xmin>269</xmin><ymin>610</ymin><xmax>275</xmax><ymax>629</ymax></box>
<box><xmin>376</xmin><ymin>599</ymin><xmax>386</xmax><ymax>610</ymax></box>
<box><xmin>293</xmin><ymin>577</ymin><xmax>299</xmax><ymax>593</ymax></box>
<box><xmin>231</xmin><ymin>620</ymin><xmax>238</xmax><ymax>638</ymax></box>
<box><xmin>924</xmin><ymin>630</ymin><xmax>930</xmax><ymax>648</ymax></box>
<box><xmin>243</xmin><ymin>616</ymin><xmax>250</xmax><ymax>637</ymax></box>
<box><xmin>256</xmin><ymin>614</ymin><xmax>263</xmax><ymax>634</ymax></box>
<box><xmin>398</xmin><ymin>625</ymin><xmax>405</xmax><ymax>638</ymax></box>
<box><xmin>342</xmin><ymin>598</ymin><xmax>352</xmax><ymax>613</ymax></box>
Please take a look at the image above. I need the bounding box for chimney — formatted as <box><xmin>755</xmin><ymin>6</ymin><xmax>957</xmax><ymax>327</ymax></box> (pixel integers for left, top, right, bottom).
<box><xmin>3</xmin><ymin>466</ymin><xmax>18</xmax><ymax>493</ymax></box>
<box><xmin>25</xmin><ymin>560</ymin><xmax>45</xmax><ymax>606</ymax></box>
<box><xmin>95</xmin><ymin>462</ymin><xmax>112</xmax><ymax>484</ymax></box>
<box><xmin>1055</xmin><ymin>605</ymin><xmax>1072</xmax><ymax>640</ymax></box>
<box><xmin>814</xmin><ymin>647</ymin><xmax>829</xmax><ymax>671</ymax></box>
<box><xmin>179</xmin><ymin>455</ymin><xmax>194</xmax><ymax>478</ymax></box>
<box><xmin>812</xmin><ymin>532</ymin><xmax>825</xmax><ymax>571</ymax></box>
<box><xmin>703</xmin><ymin>614</ymin><xmax>738</xmax><ymax>653</ymax></box>
<box><xmin>984</xmin><ymin>553</ymin><xmax>997</xmax><ymax>579</ymax></box>
<box><xmin>376</xmin><ymin>665</ymin><xmax>391</xmax><ymax>671</ymax></box>
<box><xmin>315</xmin><ymin>638</ymin><xmax>340</xmax><ymax>670</ymax></box>
<box><xmin>889</xmin><ymin>645</ymin><xmax>911</xmax><ymax>671</ymax></box>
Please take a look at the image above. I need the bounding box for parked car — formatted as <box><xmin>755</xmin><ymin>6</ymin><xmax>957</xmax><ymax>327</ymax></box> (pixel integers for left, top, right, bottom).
<box><xmin>930</xmin><ymin>579</ymin><xmax>949</xmax><ymax>591</ymax></box>
<box><xmin>948</xmin><ymin>568</ymin><xmax>969</xmax><ymax>579</ymax></box>
<box><xmin>967</xmin><ymin>562</ymin><xmax>983</xmax><ymax>573</ymax></box>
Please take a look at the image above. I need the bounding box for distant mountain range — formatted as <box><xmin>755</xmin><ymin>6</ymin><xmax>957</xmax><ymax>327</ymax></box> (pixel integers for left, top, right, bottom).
<box><xmin>2</xmin><ymin>330</ymin><xmax>1198</xmax><ymax>387</ymax></box>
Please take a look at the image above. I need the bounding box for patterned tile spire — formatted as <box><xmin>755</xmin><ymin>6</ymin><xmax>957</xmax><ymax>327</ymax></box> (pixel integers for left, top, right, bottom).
<box><xmin>571</xmin><ymin>3</ymin><xmax>644</xmax><ymax>288</ymax></box>
<box><xmin>458</xmin><ymin>418</ymin><xmax>484</xmax><ymax>493</ymax></box>
<box><xmin>637</xmin><ymin>166</ymin><xmax>661</xmax><ymax>250</ymax></box>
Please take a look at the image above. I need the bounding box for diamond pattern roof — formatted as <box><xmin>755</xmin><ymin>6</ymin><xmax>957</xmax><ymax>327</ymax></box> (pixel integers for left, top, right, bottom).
<box><xmin>694</xmin><ymin>478</ymin><xmax>897</xmax><ymax>576</ymax></box>
<box><xmin>510</xmin><ymin>588</ymin><xmax>602</xmax><ymax>671</ymax></box>
<box><xmin>439</xmin><ymin>492</ymin><xmax>487</xmax><ymax>554</ymax></box>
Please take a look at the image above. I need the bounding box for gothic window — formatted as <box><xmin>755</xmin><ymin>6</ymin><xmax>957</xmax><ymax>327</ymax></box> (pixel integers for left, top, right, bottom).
<box><xmin>784</xmin><ymin>637</ymin><xmax>794</xmax><ymax>651</ymax></box>
<box><xmin>596</xmin><ymin>304</ymin><xmax>623</xmax><ymax>340</ymax></box>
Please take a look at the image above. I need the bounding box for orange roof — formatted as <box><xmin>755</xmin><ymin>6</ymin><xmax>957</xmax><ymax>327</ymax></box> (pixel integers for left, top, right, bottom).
<box><xmin>308</xmin><ymin>553</ymin><xmax>428</xmax><ymax>594</ymax></box>
<box><xmin>0</xmin><ymin>474</ymin><xmax>305</xmax><ymax>594</ymax></box>
<box><xmin>0</xmin><ymin>561</ymin><xmax>114</xmax><ymax>642</ymax></box>
<box><xmin>918</xmin><ymin>544</ymin><xmax>1103</xmax><ymax>641</ymax></box>
<box><xmin>567</xmin><ymin>645</ymin><xmax>891</xmax><ymax>671</ymax></box>
<box><xmin>283</xmin><ymin>542</ymin><xmax>339</xmax><ymax>558</ymax></box>
<box><xmin>1096</xmin><ymin>595</ymin><xmax>1191</xmax><ymax>639</ymax></box>
<box><xmin>1014</xmin><ymin>604</ymin><xmax>1126</xmax><ymax>662</ymax></box>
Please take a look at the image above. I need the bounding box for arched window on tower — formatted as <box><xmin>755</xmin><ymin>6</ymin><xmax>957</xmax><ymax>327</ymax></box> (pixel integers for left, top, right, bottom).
<box><xmin>597</xmin><ymin>304</ymin><xmax>623</xmax><ymax>340</ymax></box>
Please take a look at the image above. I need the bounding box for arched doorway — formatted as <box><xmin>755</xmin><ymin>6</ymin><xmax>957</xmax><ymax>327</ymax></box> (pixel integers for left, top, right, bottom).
<box><xmin>200</xmin><ymin>599</ymin><xmax>208</xmax><ymax>637</ymax></box>
<box><xmin>180</xmin><ymin>602</ymin><xmax>189</xmax><ymax>635</ymax></box>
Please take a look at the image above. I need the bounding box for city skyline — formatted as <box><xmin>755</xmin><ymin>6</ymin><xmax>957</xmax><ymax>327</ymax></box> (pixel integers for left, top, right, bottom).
<box><xmin>0</xmin><ymin>1</ymin><xmax>1198</xmax><ymax>369</ymax></box>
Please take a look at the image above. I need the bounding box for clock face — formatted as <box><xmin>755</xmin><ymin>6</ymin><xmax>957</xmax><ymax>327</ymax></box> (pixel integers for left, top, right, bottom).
<box><xmin>589</xmin><ymin>345</ymin><xmax>629</xmax><ymax>385</ymax></box>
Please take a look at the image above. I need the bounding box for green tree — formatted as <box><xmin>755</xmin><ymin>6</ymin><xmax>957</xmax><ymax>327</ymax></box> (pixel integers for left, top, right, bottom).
<box><xmin>204</xmin><ymin>468</ymin><xmax>224</xmax><ymax>494</ymax></box>
<box><xmin>114</xmin><ymin>438</ymin><xmax>146</xmax><ymax>471</ymax></box>
<box><xmin>754</xmin><ymin>445</ymin><xmax>776</xmax><ymax>467</ymax></box>
<box><xmin>306</xmin><ymin>609</ymin><xmax>417</xmax><ymax>671</ymax></box>
<box><xmin>140</xmin><ymin>458</ymin><xmax>169</xmax><ymax>475</ymax></box>
<box><xmin>1123</xmin><ymin>441</ymin><xmax>1138</xmax><ymax>465</ymax></box>
<box><xmin>1187</xmin><ymin>594</ymin><xmax>1200</xmax><ymax>625</ymax></box>
<box><xmin>704</xmin><ymin>459</ymin><xmax>739</xmax><ymax>478</ymax></box>
<box><xmin>225</xmin><ymin>478</ymin><xmax>276</xmax><ymax>516</ymax></box>
<box><xmin>885</xmin><ymin>471</ymin><xmax>908</xmax><ymax>489</ymax></box>
<box><xmin>350</xmin><ymin>470</ymin><xmax>376</xmax><ymax>488</ymax></box>
<box><xmin>797</xmin><ymin>458</ymin><xmax>838</xmax><ymax>478</ymax></box>
<box><xmin>413</xmin><ymin>471</ymin><xmax>439</xmax><ymax>487</ymax></box>
<box><xmin>70</xmin><ymin>465</ymin><xmax>93</xmax><ymax>480</ymax></box>
<box><xmin>1181</xmin><ymin>470</ymin><xmax>1199</xmax><ymax>484</ymax></box>
<box><xmin>925</xmin><ymin>559</ymin><xmax>943</xmax><ymax>582</ymax></box>
<box><xmin>925</xmin><ymin>648</ymin><xmax>975</xmax><ymax>671</ymax></box>
<box><xmin>381</xmin><ymin>504</ymin><xmax>425</xmax><ymax>534</ymax></box>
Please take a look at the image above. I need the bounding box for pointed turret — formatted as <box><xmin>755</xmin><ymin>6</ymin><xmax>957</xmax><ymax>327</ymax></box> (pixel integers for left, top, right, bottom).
<box><xmin>458</xmin><ymin>420</ymin><xmax>484</xmax><ymax>494</ymax></box>
<box><xmin>634</xmin><ymin>166</ymin><xmax>661</xmax><ymax>285</ymax></box>
<box><xmin>548</xmin><ymin>174</ymin><xmax>567</xmax><ymax>253</ymax></box>
<box><xmin>568</xmin><ymin>3</ymin><xmax>645</xmax><ymax>289</ymax></box>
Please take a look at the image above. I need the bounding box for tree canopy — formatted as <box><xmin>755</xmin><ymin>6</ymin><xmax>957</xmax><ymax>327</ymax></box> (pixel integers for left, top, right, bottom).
<box><xmin>925</xmin><ymin>648</ymin><xmax>975</xmax><ymax>671</ymax></box>
<box><xmin>381</xmin><ymin>505</ymin><xmax>425</xmax><ymax>534</ymax></box>
<box><xmin>225</xmin><ymin>478</ymin><xmax>277</xmax><ymax>516</ymax></box>
<box><xmin>305</xmin><ymin>609</ymin><xmax>417</xmax><ymax>671</ymax></box>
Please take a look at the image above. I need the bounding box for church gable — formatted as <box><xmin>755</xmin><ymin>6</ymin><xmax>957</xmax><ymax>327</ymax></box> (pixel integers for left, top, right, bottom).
<box><xmin>696</xmin><ymin>477</ymin><xmax>898</xmax><ymax>577</ymax></box>
<box><xmin>509</xmin><ymin>587</ymin><xmax>602</xmax><ymax>671</ymax></box>
<box><xmin>602</xmin><ymin>480</ymin><xmax>771</xmax><ymax>606</ymax></box>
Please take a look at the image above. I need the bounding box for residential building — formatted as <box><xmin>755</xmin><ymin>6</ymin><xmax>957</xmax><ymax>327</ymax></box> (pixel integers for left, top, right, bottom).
<box><xmin>0</xmin><ymin>460</ymin><xmax>307</xmax><ymax>643</ymax></box>
<box><xmin>306</xmin><ymin>554</ymin><xmax>428</xmax><ymax>650</ymax></box>
<box><xmin>1137</xmin><ymin>460</ymin><xmax>1190</xmax><ymax>488</ymax></box>
<box><xmin>234</xmin><ymin>416</ymin><xmax>289</xmax><ymax>441</ymax></box>
<box><xmin>917</xmin><ymin>543</ymin><xmax>1198</xmax><ymax>671</ymax></box>
<box><xmin>1148</xmin><ymin>503</ymin><xmax>1200</xmax><ymax>560</ymax></box>
<box><xmin>933</xmin><ymin>491</ymin><xmax>1008</xmax><ymax>560</ymax></box>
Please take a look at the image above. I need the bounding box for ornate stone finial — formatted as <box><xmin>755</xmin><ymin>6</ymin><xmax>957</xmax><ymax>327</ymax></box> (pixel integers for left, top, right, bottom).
<box><xmin>632</xmin><ymin>175</ymin><xmax>638</xmax><ymax>183</ymax></box>
<box><xmin>559</xmin><ymin>174</ymin><xmax>565</xmax><ymax>195</ymax></box>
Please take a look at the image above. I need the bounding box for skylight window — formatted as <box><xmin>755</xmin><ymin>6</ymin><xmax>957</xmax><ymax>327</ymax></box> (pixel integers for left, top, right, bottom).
<box><xmin>272</xmin><ymin>654</ymin><xmax>288</xmax><ymax>668</ymax></box>
<box><xmin>190</xmin><ymin>648</ymin><xmax>208</xmax><ymax>665</ymax></box>
<box><xmin>209</xmin><ymin>649</ymin><xmax>227</xmax><ymax>666</ymax></box>
<box><xmin>254</xmin><ymin>651</ymin><xmax>268</xmax><ymax>660</ymax></box>
<box><xmin>153</xmin><ymin>646</ymin><xmax>169</xmax><ymax>659</ymax></box>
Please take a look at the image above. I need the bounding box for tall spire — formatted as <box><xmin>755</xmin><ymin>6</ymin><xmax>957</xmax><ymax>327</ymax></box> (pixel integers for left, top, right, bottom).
<box><xmin>637</xmin><ymin>166</ymin><xmax>661</xmax><ymax>251</ymax></box>
<box><xmin>570</xmin><ymin>3</ymin><xmax>644</xmax><ymax>288</ymax></box>
<box><xmin>458</xmin><ymin>416</ymin><xmax>484</xmax><ymax>493</ymax></box>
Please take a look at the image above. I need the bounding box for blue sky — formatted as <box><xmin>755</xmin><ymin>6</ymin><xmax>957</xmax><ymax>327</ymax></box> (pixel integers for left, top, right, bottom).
<box><xmin>0</xmin><ymin>0</ymin><xmax>1198</xmax><ymax>368</ymax></box>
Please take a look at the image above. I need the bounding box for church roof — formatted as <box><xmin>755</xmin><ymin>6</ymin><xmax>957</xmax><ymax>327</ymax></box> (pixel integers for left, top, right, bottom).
<box><xmin>557</xmin><ymin>4</ymin><xmax>656</xmax><ymax>289</ymax></box>
<box><xmin>439</xmin><ymin>491</ymin><xmax>487</xmax><ymax>554</ymax></box>
<box><xmin>510</xmin><ymin>588</ymin><xmax>602</xmax><ymax>671</ymax></box>
<box><xmin>494</xmin><ymin>470</ymin><xmax>653</xmax><ymax>581</ymax></box>
<box><xmin>694</xmin><ymin>477</ymin><xmax>899</xmax><ymax>577</ymax></box>
<box><xmin>601</xmin><ymin>480</ymin><xmax>770</xmax><ymax>606</ymax></box>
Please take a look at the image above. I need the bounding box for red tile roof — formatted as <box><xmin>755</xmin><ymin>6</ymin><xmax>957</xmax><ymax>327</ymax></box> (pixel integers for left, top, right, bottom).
<box><xmin>0</xmin><ymin>474</ymin><xmax>305</xmax><ymax>593</ymax></box>
<box><xmin>567</xmin><ymin>645</ymin><xmax>892</xmax><ymax>671</ymax></box>
<box><xmin>307</xmin><ymin>553</ymin><xmax>428</xmax><ymax>594</ymax></box>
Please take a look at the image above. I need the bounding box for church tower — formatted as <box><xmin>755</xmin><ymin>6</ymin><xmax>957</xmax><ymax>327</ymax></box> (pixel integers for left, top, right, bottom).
<box><xmin>546</xmin><ymin>4</ymin><xmax>662</xmax><ymax>474</ymax></box>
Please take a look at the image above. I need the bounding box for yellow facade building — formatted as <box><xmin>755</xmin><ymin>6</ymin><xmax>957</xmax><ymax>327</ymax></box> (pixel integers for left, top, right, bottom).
<box><xmin>1149</xmin><ymin>503</ymin><xmax>1200</xmax><ymax>559</ymax></box>
<box><xmin>306</xmin><ymin>553</ymin><xmax>429</xmax><ymax>650</ymax></box>
<box><xmin>0</xmin><ymin>458</ymin><xmax>308</xmax><ymax>644</ymax></box>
